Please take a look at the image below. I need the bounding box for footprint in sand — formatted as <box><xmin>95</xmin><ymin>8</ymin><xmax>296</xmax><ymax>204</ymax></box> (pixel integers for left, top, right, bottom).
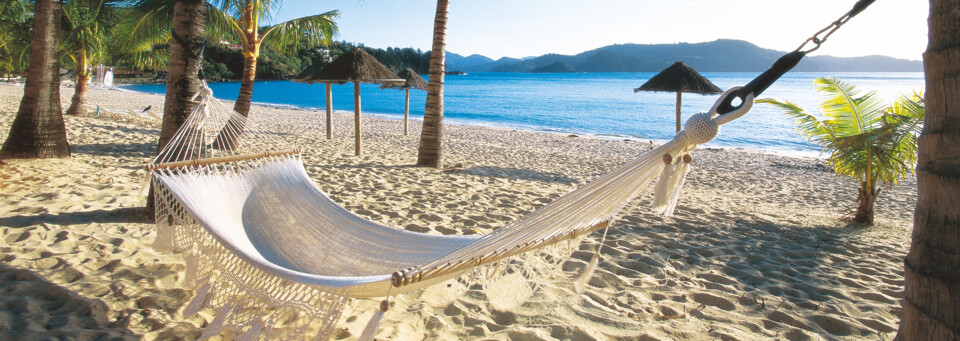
<box><xmin>691</xmin><ymin>292</ymin><xmax>736</xmax><ymax>311</ymax></box>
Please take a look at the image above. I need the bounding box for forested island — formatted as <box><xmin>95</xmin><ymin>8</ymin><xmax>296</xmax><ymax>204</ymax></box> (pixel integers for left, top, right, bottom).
<box><xmin>192</xmin><ymin>39</ymin><xmax>922</xmax><ymax>81</ymax></box>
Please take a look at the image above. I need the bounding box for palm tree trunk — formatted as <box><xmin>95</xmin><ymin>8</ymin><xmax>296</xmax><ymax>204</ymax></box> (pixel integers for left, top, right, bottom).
<box><xmin>233</xmin><ymin>51</ymin><xmax>258</xmax><ymax>117</ymax></box>
<box><xmin>0</xmin><ymin>0</ymin><xmax>69</xmax><ymax>159</ymax></box>
<box><xmin>853</xmin><ymin>183</ymin><xmax>878</xmax><ymax>224</ymax></box>
<box><xmin>149</xmin><ymin>0</ymin><xmax>206</xmax><ymax>217</ymax></box>
<box><xmin>213</xmin><ymin>45</ymin><xmax>258</xmax><ymax>149</ymax></box>
<box><xmin>895</xmin><ymin>0</ymin><xmax>960</xmax><ymax>339</ymax></box>
<box><xmin>66</xmin><ymin>72</ymin><xmax>90</xmax><ymax>116</ymax></box>
<box><xmin>416</xmin><ymin>0</ymin><xmax>449</xmax><ymax>168</ymax></box>
<box><xmin>157</xmin><ymin>0</ymin><xmax>206</xmax><ymax>157</ymax></box>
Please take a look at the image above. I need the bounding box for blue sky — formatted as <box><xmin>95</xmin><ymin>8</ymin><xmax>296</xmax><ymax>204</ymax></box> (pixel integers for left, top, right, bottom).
<box><xmin>271</xmin><ymin>0</ymin><xmax>927</xmax><ymax>61</ymax></box>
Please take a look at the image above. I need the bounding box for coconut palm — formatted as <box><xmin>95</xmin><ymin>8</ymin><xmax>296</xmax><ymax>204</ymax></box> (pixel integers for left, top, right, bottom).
<box><xmin>159</xmin><ymin>0</ymin><xmax>207</xmax><ymax>156</ymax></box>
<box><xmin>208</xmin><ymin>0</ymin><xmax>338</xmax><ymax>117</ymax></box>
<box><xmin>416</xmin><ymin>0</ymin><xmax>449</xmax><ymax>168</ymax></box>
<box><xmin>0</xmin><ymin>0</ymin><xmax>70</xmax><ymax>158</ymax></box>
<box><xmin>759</xmin><ymin>77</ymin><xmax>924</xmax><ymax>225</ymax></box>
<box><xmin>61</xmin><ymin>0</ymin><xmax>122</xmax><ymax>116</ymax></box>
<box><xmin>896</xmin><ymin>0</ymin><xmax>960</xmax><ymax>338</ymax></box>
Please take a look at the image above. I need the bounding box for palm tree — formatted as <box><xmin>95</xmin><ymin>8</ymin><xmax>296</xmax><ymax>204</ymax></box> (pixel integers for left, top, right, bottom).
<box><xmin>416</xmin><ymin>0</ymin><xmax>449</xmax><ymax>168</ymax></box>
<box><xmin>159</xmin><ymin>0</ymin><xmax>206</xmax><ymax>156</ymax></box>
<box><xmin>759</xmin><ymin>77</ymin><xmax>924</xmax><ymax>225</ymax></box>
<box><xmin>142</xmin><ymin>0</ymin><xmax>205</xmax><ymax>216</ymax></box>
<box><xmin>896</xmin><ymin>0</ymin><xmax>960</xmax><ymax>338</ymax></box>
<box><xmin>0</xmin><ymin>0</ymin><xmax>70</xmax><ymax>158</ymax></box>
<box><xmin>61</xmin><ymin>0</ymin><xmax>122</xmax><ymax>116</ymax></box>
<box><xmin>208</xmin><ymin>0</ymin><xmax>338</xmax><ymax>117</ymax></box>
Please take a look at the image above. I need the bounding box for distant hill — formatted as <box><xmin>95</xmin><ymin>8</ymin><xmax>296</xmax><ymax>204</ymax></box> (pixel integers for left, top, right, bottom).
<box><xmin>530</xmin><ymin>61</ymin><xmax>576</xmax><ymax>73</ymax></box>
<box><xmin>445</xmin><ymin>53</ymin><xmax>494</xmax><ymax>71</ymax></box>
<box><xmin>449</xmin><ymin>39</ymin><xmax>922</xmax><ymax>73</ymax></box>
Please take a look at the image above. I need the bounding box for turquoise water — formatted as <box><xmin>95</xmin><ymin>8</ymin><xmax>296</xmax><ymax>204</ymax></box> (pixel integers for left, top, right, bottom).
<box><xmin>123</xmin><ymin>72</ymin><xmax>925</xmax><ymax>156</ymax></box>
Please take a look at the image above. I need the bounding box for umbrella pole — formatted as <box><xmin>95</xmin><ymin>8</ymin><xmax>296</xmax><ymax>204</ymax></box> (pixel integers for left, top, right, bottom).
<box><xmin>325</xmin><ymin>82</ymin><xmax>333</xmax><ymax>139</ymax></box>
<box><xmin>354</xmin><ymin>82</ymin><xmax>362</xmax><ymax>156</ymax></box>
<box><xmin>675</xmin><ymin>92</ymin><xmax>682</xmax><ymax>133</ymax></box>
<box><xmin>404</xmin><ymin>88</ymin><xmax>410</xmax><ymax>136</ymax></box>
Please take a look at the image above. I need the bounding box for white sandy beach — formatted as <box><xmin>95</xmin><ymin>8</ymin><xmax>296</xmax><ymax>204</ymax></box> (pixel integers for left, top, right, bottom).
<box><xmin>0</xmin><ymin>84</ymin><xmax>915</xmax><ymax>340</ymax></box>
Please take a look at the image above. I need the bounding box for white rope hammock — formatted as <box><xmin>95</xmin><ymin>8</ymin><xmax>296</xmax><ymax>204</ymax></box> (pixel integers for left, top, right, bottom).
<box><xmin>148</xmin><ymin>83</ymin><xmax>754</xmax><ymax>340</ymax></box>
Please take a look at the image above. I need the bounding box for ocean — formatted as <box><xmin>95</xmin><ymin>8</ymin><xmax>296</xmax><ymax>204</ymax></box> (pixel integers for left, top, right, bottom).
<box><xmin>122</xmin><ymin>72</ymin><xmax>925</xmax><ymax>157</ymax></box>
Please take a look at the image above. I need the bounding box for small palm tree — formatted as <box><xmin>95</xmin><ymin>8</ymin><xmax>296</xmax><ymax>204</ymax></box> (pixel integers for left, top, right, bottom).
<box><xmin>759</xmin><ymin>77</ymin><xmax>924</xmax><ymax>224</ymax></box>
<box><xmin>61</xmin><ymin>0</ymin><xmax>122</xmax><ymax>116</ymax></box>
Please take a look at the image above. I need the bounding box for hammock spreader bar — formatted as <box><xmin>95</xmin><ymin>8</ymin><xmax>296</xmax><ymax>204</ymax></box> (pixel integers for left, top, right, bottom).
<box><xmin>716</xmin><ymin>0</ymin><xmax>877</xmax><ymax>116</ymax></box>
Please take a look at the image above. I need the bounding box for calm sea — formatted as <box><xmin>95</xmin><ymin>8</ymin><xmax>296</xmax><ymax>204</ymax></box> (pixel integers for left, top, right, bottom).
<box><xmin>123</xmin><ymin>72</ymin><xmax>925</xmax><ymax>157</ymax></box>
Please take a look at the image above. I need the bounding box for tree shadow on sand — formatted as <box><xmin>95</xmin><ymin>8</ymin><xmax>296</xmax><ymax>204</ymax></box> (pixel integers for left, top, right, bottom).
<box><xmin>84</xmin><ymin>123</ymin><xmax>159</xmax><ymax>137</ymax></box>
<box><xmin>0</xmin><ymin>207</ymin><xmax>151</xmax><ymax>228</ymax></box>
<box><xmin>0</xmin><ymin>263</ymin><xmax>139</xmax><ymax>340</ymax></box>
<box><xmin>70</xmin><ymin>142</ymin><xmax>155</xmax><ymax>159</ymax></box>
<box><xmin>574</xmin><ymin>207</ymin><xmax>905</xmax><ymax>338</ymax></box>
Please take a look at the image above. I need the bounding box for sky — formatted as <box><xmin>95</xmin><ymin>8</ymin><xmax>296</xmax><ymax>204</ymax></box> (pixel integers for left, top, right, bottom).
<box><xmin>271</xmin><ymin>0</ymin><xmax>928</xmax><ymax>61</ymax></box>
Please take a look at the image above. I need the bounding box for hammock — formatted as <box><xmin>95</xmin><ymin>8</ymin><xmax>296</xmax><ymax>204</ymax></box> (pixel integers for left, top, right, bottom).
<box><xmin>148</xmin><ymin>83</ymin><xmax>754</xmax><ymax>339</ymax></box>
<box><xmin>146</xmin><ymin>2</ymin><xmax>874</xmax><ymax>339</ymax></box>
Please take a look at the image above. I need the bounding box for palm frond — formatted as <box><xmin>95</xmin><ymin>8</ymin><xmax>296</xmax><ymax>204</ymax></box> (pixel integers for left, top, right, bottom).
<box><xmin>260</xmin><ymin>9</ymin><xmax>339</xmax><ymax>54</ymax></box>
<box><xmin>120</xmin><ymin>0</ymin><xmax>175</xmax><ymax>47</ymax></box>
<box><xmin>206</xmin><ymin>4</ymin><xmax>243</xmax><ymax>46</ymax></box>
<box><xmin>757</xmin><ymin>98</ymin><xmax>836</xmax><ymax>147</ymax></box>
<box><xmin>815</xmin><ymin>77</ymin><xmax>887</xmax><ymax>136</ymax></box>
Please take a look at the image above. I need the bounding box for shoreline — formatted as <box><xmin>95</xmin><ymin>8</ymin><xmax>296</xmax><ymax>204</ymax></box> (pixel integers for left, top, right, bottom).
<box><xmin>114</xmin><ymin>84</ymin><xmax>825</xmax><ymax>159</ymax></box>
<box><xmin>0</xmin><ymin>85</ymin><xmax>914</xmax><ymax>340</ymax></box>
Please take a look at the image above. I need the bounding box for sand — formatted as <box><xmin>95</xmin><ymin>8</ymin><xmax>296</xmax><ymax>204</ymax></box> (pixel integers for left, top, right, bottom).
<box><xmin>0</xmin><ymin>84</ymin><xmax>915</xmax><ymax>340</ymax></box>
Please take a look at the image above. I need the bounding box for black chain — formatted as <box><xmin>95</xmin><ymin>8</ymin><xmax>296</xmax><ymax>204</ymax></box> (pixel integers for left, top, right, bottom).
<box><xmin>716</xmin><ymin>0</ymin><xmax>876</xmax><ymax>115</ymax></box>
<box><xmin>795</xmin><ymin>0</ymin><xmax>876</xmax><ymax>54</ymax></box>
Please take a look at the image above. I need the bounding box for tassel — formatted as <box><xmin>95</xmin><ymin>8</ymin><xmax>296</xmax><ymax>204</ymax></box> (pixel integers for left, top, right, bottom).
<box><xmin>183</xmin><ymin>253</ymin><xmax>199</xmax><ymax>287</ymax></box>
<box><xmin>574</xmin><ymin>253</ymin><xmax>600</xmax><ymax>293</ymax></box>
<box><xmin>199</xmin><ymin>303</ymin><xmax>234</xmax><ymax>340</ymax></box>
<box><xmin>237</xmin><ymin>321</ymin><xmax>265</xmax><ymax>341</ymax></box>
<box><xmin>659</xmin><ymin>154</ymin><xmax>693</xmax><ymax>216</ymax></box>
<box><xmin>153</xmin><ymin>223</ymin><xmax>174</xmax><ymax>252</ymax></box>
<box><xmin>183</xmin><ymin>281</ymin><xmax>212</xmax><ymax>316</ymax></box>
<box><xmin>358</xmin><ymin>300</ymin><xmax>389</xmax><ymax>341</ymax></box>
<box><xmin>139</xmin><ymin>171</ymin><xmax>152</xmax><ymax>198</ymax></box>
<box><xmin>651</xmin><ymin>154</ymin><xmax>675</xmax><ymax>212</ymax></box>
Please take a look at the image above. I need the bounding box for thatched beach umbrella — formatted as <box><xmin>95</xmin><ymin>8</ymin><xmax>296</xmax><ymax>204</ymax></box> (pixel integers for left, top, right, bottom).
<box><xmin>635</xmin><ymin>61</ymin><xmax>722</xmax><ymax>132</ymax></box>
<box><xmin>381</xmin><ymin>68</ymin><xmax>427</xmax><ymax>136</ymax></box>
<box><xmin>295</xmin><ymin>48</ymin><xmax>402</xmax><ymax>155</ymax></box>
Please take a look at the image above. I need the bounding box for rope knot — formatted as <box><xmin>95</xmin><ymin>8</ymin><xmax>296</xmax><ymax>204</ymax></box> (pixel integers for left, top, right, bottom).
<box><xmin>682</xmin><ymin>112</ymin><xmax>719</xmax><ymax>145</ymax></box>
<box><xmin>200</xmin><ymin>85</ymin><xmax>214</xmax><ymax>98</ymax></box>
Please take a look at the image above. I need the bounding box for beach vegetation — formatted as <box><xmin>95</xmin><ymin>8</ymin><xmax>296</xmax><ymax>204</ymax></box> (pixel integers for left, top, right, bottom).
<box><xmin>759</xmin><ymin>77</ymin><xmax>924</xmax><ymax>225</ymax></box>
<box><xmin>0</xmin><ymin>0</ymin><xmax>31</xmax><ymax>77</ymax></box>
